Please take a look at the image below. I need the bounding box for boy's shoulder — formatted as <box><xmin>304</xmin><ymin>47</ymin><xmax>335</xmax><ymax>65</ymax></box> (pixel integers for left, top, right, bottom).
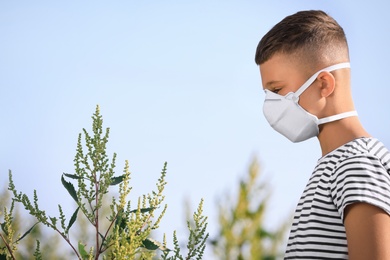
<box><xmin>320</xmin><ymin>137</ymin><xmax>390</xmax><ymax>167</ymax></box>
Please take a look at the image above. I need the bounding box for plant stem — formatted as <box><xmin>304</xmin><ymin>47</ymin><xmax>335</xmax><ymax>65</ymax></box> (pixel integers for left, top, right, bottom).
<box><xmin>0</xmin><ymin>233</ymin><xmax>16</xmax><ymax>260</ymax></box>
<box><xmin>95</xmin><ymin>173</ymin><xmax>100</xmax><ymax>259</ymax></box>
<box><xmin>99</xmin><ymin>207</ymin><xmax>121</xmax><ymax>253</ymax></box>
<box><xmin>52</xmin><ymin>227</ymin><xmax>81</xmax><ymax>260</ymax></box>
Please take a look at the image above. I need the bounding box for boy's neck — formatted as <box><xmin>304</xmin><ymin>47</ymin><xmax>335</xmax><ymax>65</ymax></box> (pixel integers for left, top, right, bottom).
<box><xmin>317</xmin><ymin>116</ymin><xmax>370</xmax><ymax>156</ymax></box>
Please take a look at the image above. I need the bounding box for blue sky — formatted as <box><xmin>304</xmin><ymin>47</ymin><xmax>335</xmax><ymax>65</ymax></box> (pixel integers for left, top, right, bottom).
<box><xmin>1</xmin><ymin>0</ymin><xmax>390</xmax><ymax>256</ymax></box>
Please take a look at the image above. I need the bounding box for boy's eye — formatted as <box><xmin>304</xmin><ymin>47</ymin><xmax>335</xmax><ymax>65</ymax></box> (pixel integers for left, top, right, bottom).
<box><xmin>272</xmin><ymin>88</ymin><xmax>281</xmax><ymax>94</ymax></box>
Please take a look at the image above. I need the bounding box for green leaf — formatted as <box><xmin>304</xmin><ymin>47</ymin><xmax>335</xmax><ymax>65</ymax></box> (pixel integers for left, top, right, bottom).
<box><xmin>142</xmin><ymin>238</ymin><xmax>169</xmax><ymax>251</ymax></box>
<box><xmin>0</xmin><ymin>253</ymin><xmax>7</xmax><ymax>260</ymax></box>
<box><xmin>78</xmin><ymin>242</ymin><xmax>89</xmax><ymax>259</ymax></box>
<box><xmin>67</xmin><ymin>207</ymin><xmax>79</xmax><ymax>233</ymax></box>
<box><xmin>129</xmin><ymin>207</ymin><xmax>156</xmax><ymax>214</ymax></box>
<box><xmin>61</xmin><ymin>175</ymin><xmax>79</xmax><ymax>203</ymax></box>
<box><xmin>63</xmin><ymin>173</ymin><xmax>83</xmax><ymax>180</ymax></box>
<box><xmin>0</xmin><ymin>222</ymin><xmax>8</xmax><ymax>236</ymax></box>
<box><xmin>15</xmin><ymin>222</ymin><xmax>39</xmax><ymax>243</ymax></box>
<box><xmin>110</xmin><ymin>175</ymin><xmax>125</xmax><ymax>185</ymax></box>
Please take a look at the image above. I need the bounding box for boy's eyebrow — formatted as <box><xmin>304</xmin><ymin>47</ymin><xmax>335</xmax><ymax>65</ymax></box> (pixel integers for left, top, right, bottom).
<box><xmin>264</xmin><ymin>80</ymin><xmax>284</xmax><ymax>89</ymax></box>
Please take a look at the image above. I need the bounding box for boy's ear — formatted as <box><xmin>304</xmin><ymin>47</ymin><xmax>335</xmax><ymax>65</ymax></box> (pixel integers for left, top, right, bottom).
<box><xmin>317</xmin><ymin>71</ymin><xmax>336</xmax><ymax>98</ymax></box>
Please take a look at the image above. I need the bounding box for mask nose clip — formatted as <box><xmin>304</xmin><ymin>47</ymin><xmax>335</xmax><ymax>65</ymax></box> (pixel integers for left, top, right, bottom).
<box><xmin>292</xmin><ymin>95</ymin><xmax>299</xmax><ymax>103</ymax></box>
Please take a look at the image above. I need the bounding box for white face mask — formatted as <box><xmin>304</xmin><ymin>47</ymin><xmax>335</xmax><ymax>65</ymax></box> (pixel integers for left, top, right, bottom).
<box><xmin>263</xmin><ymin>62</ymin><xmax>358</xmax><ymax>143</ymax></box>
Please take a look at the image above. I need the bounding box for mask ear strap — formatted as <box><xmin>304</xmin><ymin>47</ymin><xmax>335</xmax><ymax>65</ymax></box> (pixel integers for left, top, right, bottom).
<box><xmin>295</xmin><ymin>62</ymin><xmax>351</xmax><ymax>97</ymax></box>
<box><xmin>317</xmin><ymin>111</ymin><xmax>358</xmax><ymax>125</ymax></box>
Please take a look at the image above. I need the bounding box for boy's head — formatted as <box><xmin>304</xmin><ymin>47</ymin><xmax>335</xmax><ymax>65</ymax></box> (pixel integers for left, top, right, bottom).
<box><xmin>255</xmin><ymin>10</ymin><xmax>349</xmax><ymax>74</ymax></box>
<box><xmin>256</xmin><ymin>10</ymin><xmax>358</xmax><ymax>144</ymax></box>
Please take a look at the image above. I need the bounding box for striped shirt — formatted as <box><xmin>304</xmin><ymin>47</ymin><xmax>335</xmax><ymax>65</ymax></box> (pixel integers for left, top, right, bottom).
<box><xmin>284</xmin><ymin>137</ymin><xmax>390</xmax><ymax>259</ymax></box>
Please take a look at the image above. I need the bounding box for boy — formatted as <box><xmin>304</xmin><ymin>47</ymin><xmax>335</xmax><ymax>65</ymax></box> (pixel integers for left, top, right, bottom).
<box><xmin>255</xmin><ymin>10</ymin><xmax>390</xmax><ymax>259</ymax></box>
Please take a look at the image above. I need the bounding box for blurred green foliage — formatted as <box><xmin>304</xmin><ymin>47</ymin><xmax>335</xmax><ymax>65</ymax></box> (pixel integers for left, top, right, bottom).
<box><xmin>210</xmin><ymin>159</ymin><xmax>289</xmax><ymax>259</ymax></box>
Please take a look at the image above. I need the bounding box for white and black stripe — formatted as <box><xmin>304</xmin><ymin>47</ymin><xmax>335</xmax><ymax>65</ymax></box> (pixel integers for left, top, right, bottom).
<box><xmin>284</xmin><ymin>137</ymin><xmax>390</xmax><ymax>259</ymax></box>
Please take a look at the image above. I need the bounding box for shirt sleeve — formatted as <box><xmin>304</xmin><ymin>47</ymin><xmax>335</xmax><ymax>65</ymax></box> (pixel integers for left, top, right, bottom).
<box><xmin>330</xmin><ymin>154</ymin><xmax>390</xmax><ymax>221</ymax></box>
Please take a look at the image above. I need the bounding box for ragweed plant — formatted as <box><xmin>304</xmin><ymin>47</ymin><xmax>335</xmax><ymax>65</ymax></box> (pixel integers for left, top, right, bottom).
<box><xmin>7</xmin><ymin>105</ymin><xmax>208</xmax><ymax>259</ymax></box>
<box><xmin>0</xmin><ymin>190</ymin><xmax>38</xmax><ymax>260</ymax></box>
<box><xmin>161</xmin><ymin>199</ymin><xmax>208</xmax><ymax>260</ymax></box>
<box><xmin>0</xmin><ymin>201</ymin><xmax>17</xmax><ymax>260</ymax></box>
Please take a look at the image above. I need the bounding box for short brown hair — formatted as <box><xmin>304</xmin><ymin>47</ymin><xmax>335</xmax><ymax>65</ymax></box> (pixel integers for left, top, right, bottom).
<box><xmin>255</xmin><ymin>10</ymin><xmax>349</xmax><ymax>68</ymax></box>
